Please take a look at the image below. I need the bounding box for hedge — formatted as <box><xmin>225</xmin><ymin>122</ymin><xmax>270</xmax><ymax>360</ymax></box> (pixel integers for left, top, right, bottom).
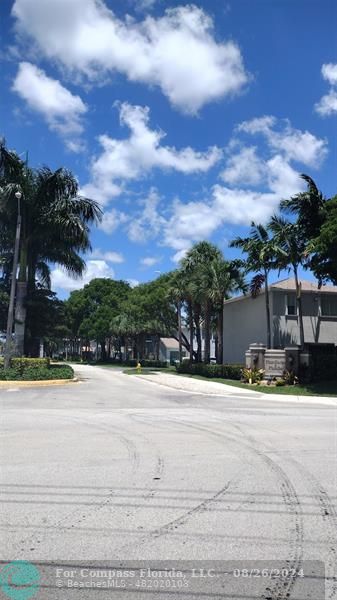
<box><xmin>96</xmin><ymin>358</ymin><xmax>168</xmax><ymax>368</ymax></box>
<box><xmin>176</xmin><ymin>362</ymin><xmax>243</xmax><ymax>380</ymax></box>
<box><xmin>0</xmin><ymin>357</ymin><xmax>50</xmax><ymax>370</ymax></box>
<box><xmin>0</xmin><ymin>364</ymin><xmax>74</xmax><ymax>381</ymax></box>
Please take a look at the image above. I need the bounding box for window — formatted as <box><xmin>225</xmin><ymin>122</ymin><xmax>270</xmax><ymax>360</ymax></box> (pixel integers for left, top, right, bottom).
<box><xmin>321</xmin><ymin>295</ymin><xmax>337</xmax><ymax>317</ymax></box>
<box><xmin>286</xmin><ymin>293</ymin><xmax>297</xmax><ymax>316</ymax></box>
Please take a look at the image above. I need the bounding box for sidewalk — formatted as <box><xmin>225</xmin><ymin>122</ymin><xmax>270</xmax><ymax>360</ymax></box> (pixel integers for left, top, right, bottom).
<box><xmin>135</xmin><ymin>371</ymin><xmax>337</xmax><ymax>406</ymax></box>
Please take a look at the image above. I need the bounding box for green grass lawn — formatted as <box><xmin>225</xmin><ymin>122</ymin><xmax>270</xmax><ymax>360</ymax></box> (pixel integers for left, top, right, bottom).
<box><xmin>172</xmin><ymin>372</ymin><xmax>337</xmax><ymax>396</ymax></box>
<box><xmin>112</xmin><ymin>364</ymin><xmax>337</xmax><ymax>397</ymax></box>
<box><xmin>123</xmin><ymin>367</ymin><xmax>171</xmax><ymax>375</ymax></box>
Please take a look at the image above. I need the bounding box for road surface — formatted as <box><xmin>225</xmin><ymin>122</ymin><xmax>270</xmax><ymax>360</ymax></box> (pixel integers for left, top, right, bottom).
<box><xmin>0</xmin><ymin>364</ymin><xmax>336</xmax><ymax>599</ymax></box>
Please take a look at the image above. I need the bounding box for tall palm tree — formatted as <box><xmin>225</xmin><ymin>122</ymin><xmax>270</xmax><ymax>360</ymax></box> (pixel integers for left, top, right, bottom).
<box><xmin>181</xmin><ymin>242</ymin><xmax>223</xmax><ymax>363</ymax></box>
<box><xmin>206</xmin><ymin>259</ymin><xmax>247</xmax><ymax>363</ymax></box>
<box><xmin>268</xmin><ymin>215</ymin><xmax>306</xmax><ymax>349</ymax></box>
<box><xmin>168</xmin><ymin>270</ymin><xmax>195</xmax><ymax>363</ymax></box>
<box><xmin>230</xmin><ymin>222</ymin><xmax>275</xmax><ymax>349</ymax></box>
<box><xmin>0</xmin><ymin>141</ymin><xmax>102</xmax><ymax>356</ymax></box>
<box><xmin>280</xmin><ymin>173</ymin><xmax>330</xmax><ymax>287</ymax></box>
<box><xmin>280</xmin><ymin>174</ymin><xmax>326</xmax><ymax>240</ymax></box>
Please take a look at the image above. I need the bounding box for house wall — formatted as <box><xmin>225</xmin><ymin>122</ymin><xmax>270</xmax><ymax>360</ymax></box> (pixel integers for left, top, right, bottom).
<box><xmin>272</xmin><ymin>291</ymin><xmax>337</xmax><ymax>346</ymax></box>
<box><xmin>223</xmin><ymin>294</ymin><xmax>267</xmax><ymax>364</ymax></box>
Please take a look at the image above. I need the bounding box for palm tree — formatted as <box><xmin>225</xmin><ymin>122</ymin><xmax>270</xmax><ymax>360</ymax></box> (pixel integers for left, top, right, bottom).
<box><xmin>181</xmin><ymin>242</ymin><xmax>222</xmax><ymax>363</ymax></box>
<box><xmin>168</xmin><ymin>270</ymin><xmax>195</xmax><ymax>363</ymax></box>
<box><xmin>206</xmin><ymin>258</ymin><xmax>247</xmax><ymax>363</ymax></box>
<box><xmin>268</xmin><ymin>215</ymin><xmax>306</xmax><ymax>349</ymax></box>
<box><xmin>280</xmin><ymin>173</ymin><xmax>329</xmax><ymax>287</ymax></box>
<box><xmin>230</xmin><ymin>223</ymin><xmax>275</xmax><ymax>349</ymax></box>
<box><xmin>0</xmin><ymin>141</ymin><xmax>102</xmax><ymax>356</ymax></box>
<box><xmin>280</xmin><ymin>174</ymin><xmax>326</xmax><ymax>240</ymax></box>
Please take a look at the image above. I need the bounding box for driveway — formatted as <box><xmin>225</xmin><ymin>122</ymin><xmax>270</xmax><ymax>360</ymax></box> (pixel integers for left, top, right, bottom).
<box><xmin>0</xmin><ymin>363</ymin><xmax>336</xmax><ymax>599</ymax></box>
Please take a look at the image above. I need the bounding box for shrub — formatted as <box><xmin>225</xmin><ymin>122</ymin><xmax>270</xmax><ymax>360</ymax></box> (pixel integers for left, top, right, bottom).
<box><xmin>176</xmin><ymin>362</ymin><xmax>243</xmax><ymax>380</ymax></box>
<box><xmin>241</xmin><ymin>367</ymin><xmax>264</xmax><ymax>384</ymax></box>
<box><xmin>275</xmin><ymin>379</ymin><xmax>286</xmax><ymax>387</ymax></box>
<box><xmin>0</xmin><ymin>357</ymin><xmax>50</xmax><ymax>369</ymax></box>
<box><xmin>282</xmin><ymin>370</ymin><xmax>298</xmax><ymax>385</ymax></box>
<box><xmin>0</xmin><ymin>364</ymin><xmax>73</xmax><ymax>381</ymax></box>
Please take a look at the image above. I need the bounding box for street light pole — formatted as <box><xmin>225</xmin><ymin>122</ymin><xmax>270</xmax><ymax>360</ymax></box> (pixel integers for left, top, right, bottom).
<box><xmin>4</xmin><ymin>191</ymin><xmax>22</xmax><ymax>370</ymax></box>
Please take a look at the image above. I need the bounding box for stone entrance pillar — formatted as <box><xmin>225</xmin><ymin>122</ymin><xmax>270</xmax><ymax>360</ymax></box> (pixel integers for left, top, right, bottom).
<box><xmin>245</xmin><ymin>343</ymin><xmax>266</xmax><ymax>370</ymax></box>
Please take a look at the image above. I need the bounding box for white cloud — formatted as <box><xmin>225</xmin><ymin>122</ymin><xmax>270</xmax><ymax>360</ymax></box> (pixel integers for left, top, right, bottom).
<box><xmin>12</xmin><ymin>0</ymin><xmax>249</xmax><ymax>113</ymax></box>
<box><xmin>266</xmin><ymin>154</ymin><xmax>302</xmax><ymax>197</ymax></box>
<box><xmin>134</xmin><ymin>0</ymin><xmax>157</xmax><ymax>11</ymax></box>
<box><xmin>51</xmin><ymin>260</ymin><xmax>114</xmax><ymax>292</ymax></box>
<box><xmin>91</xmin><ymin>248</ymin><xmax>124</xmax><ymax>263</ymax></box>
<box><xmin>126</xmin><ymin>278</ymin><xmax>140</xmax><ymax>288</ymax></box>
<box><xmin>220</xmin><ymin>146</ymin><xmax>265</xmax><ymax>185</ymax></box>
<box><xmin>12</xmin><ymin>62</ymin><xmax>87</xmax><ymax>150</ymax></box>
<box><xmin>322</xmin><ymin>63</ymin><xmax>337</xmax><ymax>85</ymax></box>
<box><xmin>82</xmin><ymin>102</ymin><xmax>221</xmax><ymax>204</ymax></box>
<box><xmin>315</xmin><ymin>63</ymin><xmax>337</xmax><ymax>117</ymax></box>
<box><xmin>315</xmin><ymin>90</ymin><xmax>337</xmax><ymax>117</ymax></box>
<box><xmin>127</xmin><ymin>188</ymin><xmax>165</xmax><ymax>242</ymax></box>
<box><xmin>98</xmin><ymin>209</ymin><xmax>129</xmax><ymax>234</ymax></box>
<box><xmin>163</xmin><ymin>181</ymin><xmax>294</xmax><ymax>260</ymax></box>
<box><xmin>140</xmin><ymin>256</ymin><xmax>160</xmax><ymax>267</ymax></box>
<box><xmin>237</xmin><ymin>115</ymin><xmax>327</xmax><ymax>167</ymax></box>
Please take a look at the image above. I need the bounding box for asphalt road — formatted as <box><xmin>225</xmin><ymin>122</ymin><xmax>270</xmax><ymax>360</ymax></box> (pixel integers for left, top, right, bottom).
<box><xmin>0</xmin><ymin>364</ymin><xmax>336</xmax><ymax>599</ymax></box>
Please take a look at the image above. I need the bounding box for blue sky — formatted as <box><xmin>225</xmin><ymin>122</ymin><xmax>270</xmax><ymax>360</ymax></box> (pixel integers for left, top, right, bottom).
<box><xmin>1</xmin><ymin>0</ymin><xmax>336</xmax><ymax>297</ymax></box>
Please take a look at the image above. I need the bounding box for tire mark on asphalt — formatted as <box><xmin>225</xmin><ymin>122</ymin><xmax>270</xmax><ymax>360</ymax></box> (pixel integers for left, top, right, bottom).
<box><xmin>151</xmin><ymin>478</ymin><xmax>236</xmax><ymax>538</ymax></box>
<box><xmin>166</xmin><ymin>418</ymin><xmax>304</xmax><ymax>600</ymax></box>
<box><xmin>226</xmin><ymin>418</ymin><xmax>337</xmax><ymax>599</ymax></box>
<box><xmin>16</xmin><ymin>413</ymin><xmax>142</xmax><ymax>556</ymax></box>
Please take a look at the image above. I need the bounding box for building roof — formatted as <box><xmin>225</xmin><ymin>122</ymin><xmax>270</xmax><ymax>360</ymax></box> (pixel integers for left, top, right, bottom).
<box><xmin>160</xmin><ymin>337</ymin><xmax>179</xmax><ymax>349</ymax></box>
<box><xmin>224</xmin><ymin>277</ymin><xmax>337</xmax><ymax>305</ymax></box>
<box><xmin>270</xmin><ymin>278</ymin><xmax>337</xmax><ymax>293</ymax></box>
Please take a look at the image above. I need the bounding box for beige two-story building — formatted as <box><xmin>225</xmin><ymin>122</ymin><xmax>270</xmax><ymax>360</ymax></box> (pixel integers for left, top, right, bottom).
<box><xmin>223</xmin><ymin>278</ymin><xmax>337</xmax><ymax>364</ymax></box>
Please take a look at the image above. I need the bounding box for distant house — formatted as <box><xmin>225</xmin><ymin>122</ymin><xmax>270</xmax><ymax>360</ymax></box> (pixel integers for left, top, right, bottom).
<box><xmin>223</xmin><ymin>278</ymin><xmax>337</xmax><ymax>364</ymax></box>
<box><xmin>159</xmin><ymin>337</ymin><xmax>186</xmax><ymax>364</ymax></box>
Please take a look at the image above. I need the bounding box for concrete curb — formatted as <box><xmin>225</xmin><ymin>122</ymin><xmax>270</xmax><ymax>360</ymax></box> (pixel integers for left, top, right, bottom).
<box><xmin>0</xmin><ymin>377</ymin><xmax>78</xmax><ymax>388</ymax></box>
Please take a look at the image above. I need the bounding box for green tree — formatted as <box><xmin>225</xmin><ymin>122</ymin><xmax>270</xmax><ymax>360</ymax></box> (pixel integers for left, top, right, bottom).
<box><xmin>206</xmin><ymin>258</ymin><xmax>247</xmax><ymax>363</ymax></box>
<box><xmin>230</xmin><ymin>222</ymin><xmax>275</xmax><ymax>349</ymax></box>
<box><xmin>0</xmin><ymin>141</ymin><xmax>102</xmax><ymax>356</ymax></box>
<box><xmin>115</xmin><ymin>275</ymin><xmax>178</xmax><ymax>360</ymax></box>
<box><xmin>66</xmin><ymin>278</ymin><xmax>130</xmax><ymax>360</ymax></box>
<box><xmin>309</xmin><ymin>196</ymin><xmax>337</xmax><ymax>285</ymax></box>
<box><xmin>268</xmin><ymin>216</ymin><xmax>306</xmax><ymax>349</ymax></box>
<box><xmin>280</xmin><ymin>175</ymin><xmax>336</xmax><ymax>285</ymax></box>
<box><xmin>181</xmin><ymin>242</ymin><xmax>223</xmax><ymax>363</ymax></box>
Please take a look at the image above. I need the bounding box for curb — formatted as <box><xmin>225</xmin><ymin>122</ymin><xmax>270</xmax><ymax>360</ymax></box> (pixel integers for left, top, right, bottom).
<box><xmin>0</xmin><ymin>377</ymin><xmax>78</xmax><ymax>389</ymax></box>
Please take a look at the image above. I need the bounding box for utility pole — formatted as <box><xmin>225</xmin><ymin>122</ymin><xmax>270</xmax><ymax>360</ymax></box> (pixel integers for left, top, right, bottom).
<box><xmin>4</xmin><ymin>191</ymin><xmax>22</xmax><ymax>369</ymax></box>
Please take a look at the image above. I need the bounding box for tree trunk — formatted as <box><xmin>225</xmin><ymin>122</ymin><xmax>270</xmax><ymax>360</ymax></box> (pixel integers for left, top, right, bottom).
<box><xmin>177</xmin><ymin>301</ymin><xmax>183</xmax><ymax>364</ymax></box>
<box><xmin>14</xmin><ymin>282</ymin><xmax>27</xmax><ymax>357</ymax></box>
<box><xmin>188</xmin><ymin>302</ymin><xmax>194</xmax><ymax>364</ymax></box>
<box><xmin>216</xmin><ymin>308</ymin><xmax>223</xmax><ymax>364</ymax></box>
<box><xmin>195</xmin><ymin>317</ymin><xmax>202</xmax><ymax>363</ymax></box>
<box><xmin>14</xmin><ymin>237</ymin><xmax>28</xmax><ymax>357</ymax></box>
<box><xmin>100</xmin><ymin>339</ymin><xmax>107</xmax><ymax>362</ymax></box>
<box><xmin>204</xmin><ymin>302</ymin><xmax>211</xmax><ymax>364</ymax></box>
<box><xmin>294</xmin><ymin>266</ymin><xmax>305</xmax><ymax>349</ymax></box>
<box><xmin>264</xmin><ymin>269</ymin><xmax>272</xmax><ymax>349</ymax></box>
